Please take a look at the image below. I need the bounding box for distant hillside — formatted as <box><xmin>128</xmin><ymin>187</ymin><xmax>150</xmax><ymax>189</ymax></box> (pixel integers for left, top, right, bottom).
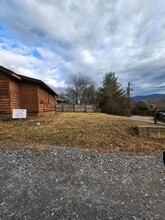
<box><xmin>132</xmin><ymin>94</ymin><xmax>165</xmax><ymax>102</ymax></box>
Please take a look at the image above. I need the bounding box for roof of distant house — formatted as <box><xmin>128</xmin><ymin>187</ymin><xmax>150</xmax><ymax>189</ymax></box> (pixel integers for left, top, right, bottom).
<box><xmin>155</xmin><ymin>101</ymin><xmax>165</xmax><ymax>109</ymax></box>
<box><xmin>55</xmin><ymin>98</ymin><xmax>65</xmax><ymax>103</ymax></box>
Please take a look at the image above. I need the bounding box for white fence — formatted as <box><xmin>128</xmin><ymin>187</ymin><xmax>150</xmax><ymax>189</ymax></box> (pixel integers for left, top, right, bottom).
<box><xmin>56</xmin><ymin>104</ymin><xmax>96</xmax><ymax>113</ymax></box>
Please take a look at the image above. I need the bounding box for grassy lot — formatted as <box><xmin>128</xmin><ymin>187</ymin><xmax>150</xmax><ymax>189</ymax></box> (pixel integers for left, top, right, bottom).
<box><xmin>0</xmin><ymin>112</ymin><xmax>165</xmax><ymax>153</ymax></box>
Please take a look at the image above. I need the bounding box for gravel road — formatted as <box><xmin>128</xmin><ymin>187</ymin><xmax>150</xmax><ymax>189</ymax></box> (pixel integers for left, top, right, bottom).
<box><xmin>0</xmin><ymin>146</ymin><xmax>165</xmax><ymax>220</ymax></box>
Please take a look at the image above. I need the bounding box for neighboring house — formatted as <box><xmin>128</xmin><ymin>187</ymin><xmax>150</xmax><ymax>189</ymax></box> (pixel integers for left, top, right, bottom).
<box><xmin>55</xmin><ymin>98</ymin><xmax>65</xmax><ymax>103</ymax></box>
<box><xmin>155</xmin><ymin>101</ymin><xmax>165</xmax><ymax>110</ymax></box>
<box><xmin>148</xmin><ymin>101</ymin><xmax>165</xmax><ymax>121</ymax></box>
<box><xmin>0</xmin><ymin>66</ymin><xmax>58</xmax><ymax>117</ymax></box>
<box><xmin>148</xmin><ymin>102</ymin><xmax>165</xmax><ymax>111</ymax></box>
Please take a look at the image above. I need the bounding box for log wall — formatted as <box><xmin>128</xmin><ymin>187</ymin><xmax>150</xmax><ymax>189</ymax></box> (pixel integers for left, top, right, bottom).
<box><xmin>10</xmin><ymin>79</ymin><xmax>20</xmax><ymax>110</ymax></box>
<box><xmin>0</xmin><ymin>73</ymin><xmax>10</xmax><ymax>113</ymax></box>
<box><xmin>0</xmin><ymin>72</ymin><xmax>56</xmax><ymax>116</ymax></box>
<box><xmin>20</xmin><ymin>83</ymin><xmax>38</xmax><ymax>112</ymax></box>
<box><xmin>38</xmin><ymin>87</ymin><xmax>56</xmax><ymax>112</ymax></box>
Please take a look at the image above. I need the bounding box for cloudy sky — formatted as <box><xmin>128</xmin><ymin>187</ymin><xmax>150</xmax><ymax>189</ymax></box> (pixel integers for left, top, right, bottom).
<box><xmin>0</xmin><ymin>0</ymin><xmax>165</xmax><ymax>96</ymax></box>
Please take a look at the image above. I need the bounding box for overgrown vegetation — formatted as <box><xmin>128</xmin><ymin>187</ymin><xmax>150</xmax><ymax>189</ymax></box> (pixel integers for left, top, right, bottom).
<box><xmin>0</xmin><ymin>113</ymin><xmax>164</xmax><ymax>153</ymax></box>
<box><xmin>58</xmin><ymin>72</ymin><xmax>128</xmax><ymax>115</ymax></box>
<box><xmin>131</xmin><ymin>101</ymin><xmax>149</xmax><ymax>115</ymax></box>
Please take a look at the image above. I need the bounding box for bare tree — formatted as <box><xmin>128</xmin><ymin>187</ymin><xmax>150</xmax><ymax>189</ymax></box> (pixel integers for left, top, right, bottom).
<box><xmin>65</xmin><ymin>74</ymin><xmax>96</xmax><ymax>104</ymax></box>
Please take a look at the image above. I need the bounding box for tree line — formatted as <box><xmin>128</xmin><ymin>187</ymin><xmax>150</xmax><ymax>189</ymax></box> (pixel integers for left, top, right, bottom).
<box><xmin>59</xmin><ymin>72</ymin><xmax>128</xmax><ymax>115</ymax></box>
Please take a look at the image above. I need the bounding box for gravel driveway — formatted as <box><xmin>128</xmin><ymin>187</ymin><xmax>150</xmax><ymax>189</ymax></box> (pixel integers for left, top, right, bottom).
<box><xmin>0</xmin><ymin>146</ymin><xmax>165</xmax><ymax>220</ymax></box>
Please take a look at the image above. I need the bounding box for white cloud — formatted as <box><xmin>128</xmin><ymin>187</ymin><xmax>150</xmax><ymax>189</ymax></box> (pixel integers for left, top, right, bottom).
<box><xmin>0</xmin><ymin>0</ymin><xmax>165</xmax><ymax>95</ymax></box>
<box><xmin>0</xmin><ymin>47</ymin><xmax>40</xmax><ymax>69</ymax></box>
<box><xmin>46</xmin><ymin>78</ymin><xmax>66</xmax><ymax>88</ymax></box>
<box><xmin>81</xmin><ymin>50</ymin><xmax>95</xmax><ymax>64</ymax></box>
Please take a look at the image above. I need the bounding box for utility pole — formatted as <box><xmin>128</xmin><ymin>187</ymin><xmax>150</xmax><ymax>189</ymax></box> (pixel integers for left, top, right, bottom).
<box><xmin>127</xmin><ymin>82</ymin><xmax>133</xmax><ymax>116</ymax></box>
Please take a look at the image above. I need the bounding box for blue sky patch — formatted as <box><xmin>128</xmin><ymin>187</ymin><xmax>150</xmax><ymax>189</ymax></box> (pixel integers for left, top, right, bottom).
<box><xmin>32</xmin><ymin>49</ymin><xmax>43</xmax><ymax>59</ymax></box>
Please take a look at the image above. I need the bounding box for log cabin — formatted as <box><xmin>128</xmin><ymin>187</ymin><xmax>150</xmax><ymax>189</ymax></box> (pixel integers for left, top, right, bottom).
<box><xmin>0</xmin><ymin>66</ymin><xmax>58</xmax><ymax>118</ymax></box>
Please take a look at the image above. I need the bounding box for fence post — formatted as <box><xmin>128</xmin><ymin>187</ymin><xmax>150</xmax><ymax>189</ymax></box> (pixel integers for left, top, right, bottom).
<box><xmin>62</xmin><ymin>103</ymin><xmax>64</xmax><ymax>112</ymax></box>
<box><xmin>85</xmin><ymin>104</ymin><xmax>87</xmax><ymax>112</ymax></box>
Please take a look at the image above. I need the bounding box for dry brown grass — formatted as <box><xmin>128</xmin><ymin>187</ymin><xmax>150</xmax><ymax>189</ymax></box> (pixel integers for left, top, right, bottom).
<box><xmin>0</xmin><ymin>112</ymin><xmax>165</xmax><ymax>153</ymax></box>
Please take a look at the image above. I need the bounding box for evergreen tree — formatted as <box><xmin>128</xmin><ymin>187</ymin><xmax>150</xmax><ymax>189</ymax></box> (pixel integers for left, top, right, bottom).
<box><xmin>97</xmin><ymin>72</ymin><xmax>126</xmax><ymax>115</ymax></box>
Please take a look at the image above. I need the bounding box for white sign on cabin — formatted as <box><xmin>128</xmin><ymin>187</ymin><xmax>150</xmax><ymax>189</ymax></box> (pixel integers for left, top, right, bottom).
<box><xmin>12</xmin><ymin>109</ymin><xmax>27</xmax><ymax>119</ymax></box>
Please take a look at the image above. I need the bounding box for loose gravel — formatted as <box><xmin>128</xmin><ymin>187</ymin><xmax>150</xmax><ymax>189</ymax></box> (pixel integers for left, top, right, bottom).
<box><xmin>0</xmin><ymin>146</ymin><xmax>165</xmax><ymax>220</ymax></box>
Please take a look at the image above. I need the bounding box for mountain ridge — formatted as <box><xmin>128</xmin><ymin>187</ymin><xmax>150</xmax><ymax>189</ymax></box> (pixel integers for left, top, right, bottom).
<box><xmin>132</xmin><ymin>94</ymin><xmax>165</xmax><ymax>102</ymax></box>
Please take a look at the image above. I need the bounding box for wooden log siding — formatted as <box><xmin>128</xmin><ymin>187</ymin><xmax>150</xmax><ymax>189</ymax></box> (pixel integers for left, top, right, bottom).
<box><xmin>0</xmin><ymin>73</ymin><xmax>10</xmax><ymax>113</ymax></box>
<box><xmin>20</xmin><ymin>83</ymin><xmax>38</xmax><ymax>112</ymax></box>
<box><xmin>38</xmin><ymin>87</ymin><xmax>56</xmax><ymax>112</ymax></box>
<box><xmin>0</xmin><ymin>66</ymin><xmax>57</xmax><ymax>116</ymax></box>
<box><xmin>10</xmin><ymin>79</ymin><xmax>20</xmax><ymax>110</ymax></box>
